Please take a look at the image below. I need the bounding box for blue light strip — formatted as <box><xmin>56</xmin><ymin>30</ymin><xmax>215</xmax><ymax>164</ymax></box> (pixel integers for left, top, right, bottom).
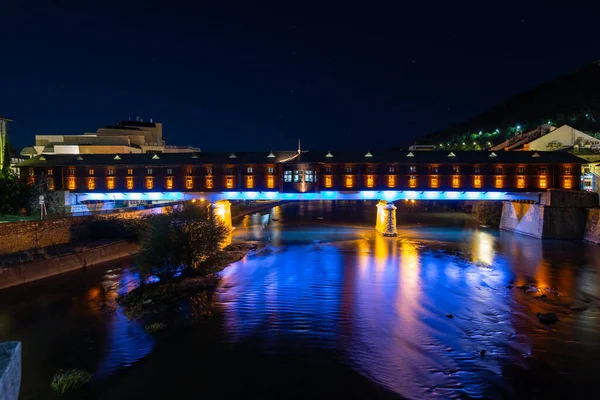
<box><xmin>74</xmin><ymin>190</ymin><xmax>541</xmax><ymax>203</ymax></box>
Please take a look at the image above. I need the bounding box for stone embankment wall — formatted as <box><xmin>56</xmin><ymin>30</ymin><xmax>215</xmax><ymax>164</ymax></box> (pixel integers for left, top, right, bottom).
<box><xmin>0</xmin><ymin>342</ymin><xmax>21</xmax><ymax>400</ymax></box>
<box><xmin>0</xmin><ymin>241</ymin><xmax>139</xmax><ymax>290</ymax></box>
<box><xmin>500</xmin><ymin>189</ymin><xmax>598</xmax><ymax>240</ymax></box>
<box><xmin>584</xmin><ymin>208</ymin><xmax>600</xmax><ymax>244</ymax></box>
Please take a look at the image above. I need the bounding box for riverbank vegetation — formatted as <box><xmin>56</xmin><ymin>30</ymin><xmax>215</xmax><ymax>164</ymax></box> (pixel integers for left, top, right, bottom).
<box><xmin>473</xmin><ymin>201</ymin><xmax>503</xmax><ymax>226</ymax></box>
<box><xmin>50</xmin><ymin>369</ymin><xmax>93</xmax><ymax>393</ymax></box>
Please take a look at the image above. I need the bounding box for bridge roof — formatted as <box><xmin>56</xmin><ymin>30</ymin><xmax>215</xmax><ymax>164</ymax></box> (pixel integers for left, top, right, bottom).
<box><xmin>15</xmin><ymin>150</ymin><xmax>584</xmax><ymax>167</ymax></box>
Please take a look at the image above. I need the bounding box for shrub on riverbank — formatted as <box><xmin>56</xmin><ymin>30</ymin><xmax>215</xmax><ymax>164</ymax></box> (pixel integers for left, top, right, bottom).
<box><xmin>473</xmin><ymin>201</ymin><xmax>503</xmax><ymax>226</ymax></box>
<box><xmin>145</xmin><ymin>322</ymin><xmax>167</xmax><ymax>333</ymax></box>
<box><xmin>50</xmin><ymin>369</ymin><xmax>93</xmax><ymax>393</ymax></box>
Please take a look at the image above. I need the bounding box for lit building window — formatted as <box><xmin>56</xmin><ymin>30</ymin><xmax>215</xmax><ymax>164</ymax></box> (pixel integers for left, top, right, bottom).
<box><xmin>452</xmin><ymin>175</ymin><xmax>460</xmax><ymax>188</ymax></box>
<box><xmin>247</xmin><ymin>167</ymin><xmax>253</xmax><ymax>173</ymax></box>
<box><xmin>28</xmin><ymin>168</ymin><xmax>34</xmax><ymax>176</ymax></box>
<box><xmin>206</xmin><ymin>167</ymin><xmax>213</xmax><ymax>174</ymax></box>
<box><xmin>206</xmin><ymin>176</ymin><xmax>214</xmax><ymax>189</ymax></box>
<box><xmin>389</xmin><ymin>166</ymin><xmax>395</xmax><ymax>173</ymax></box>
<box><xmin>246</xmin><ymin>175</ymin><xmax>254</xmax><ymax>188</ymax></box>
<box><xmin>324</xmin><ymin>175</ymin><xmax>333</xmax><ymax>188</ymax></box>
<box><xmin>345</xmin><ymin>175</ymin><xmax>354</xmax><ymax>188</ymax></box>
<box><xmin>366</xmin><ymin>175</ymin><xmax>374</xmax><ymax>188</ymax></box>
<box><xmin>517</xmin><ymin>166</ymin><xmax>525</xmax><ymax>174</ymax></box>
<box><xmin>186</xmin><ymin>166</ymin><xmax>193</xmax><ymax>175</ymax></box>
<box><xmin>267</xmin><ymin>175</ymin><xmax>275</xmax><ymax>188</ymax></box>
<box><xmin>68</xmin><ymin>167</ymin><xmax>75</xmax><ymax>175</ymax></box>
<box><xmin>126</xmin><ymin>177</ymin><xmax>134</xmax><ymax>190</ymax></box>
<box><xmin>68</xmin><ymin>177</ymin><xmax>76</xmax><ymax>190</ymax></box>
<box><xmin>87</xmin><ymin>177</ymin><xmax>96</xmax><ymax>190</ymax></box>
<box><xmin>539</xmin><ymin>176</ymin><xmax>547</xmax><ymax>189</ymax></box>
<box><xmin>540</xmin><ymin>166</ymin><xmax>547</xmax><ymax>175</ymax></box>
<box><xmin>167</xmin><ymin>168</ymin><xmax>173</xmax><ymax>175</ymax></box>
<box><xmin>47</xmin><ymin>169</ymin><xmax>53</xmax><ymax>176</ymax></box>
<box><xmin>107</xmin><ymin>168</ymin><xmax>114</xmax><ymax>176</ymax></box>
<box><xmin>387</xmin><ymin>175</ymin><xmax>395</xmax><ymax>187</ymax></box>
<box><xmin>166</xmin><ymin>176</ymin><xmax>173</xmax><ymax>190</ymax></box>
<box><xmin>495</xmin><ymin>176</ymin><xmax>503</xmax><ymax>188</ymax></box>
<box><xmin>226</xmin><ymin>176</ymin><xmax>233</xmax><ymax>189</ymax></box>
<box><xmin>473</xmin><ymin>175</ymin><xmax>482</xmax><ymax>188</ymax></box>
<box><xmin>48</xmin><ymin>178</ymin><xmax>54</xmax><ymax>190</ymax></box>
<box><xmin>564</xmin><ymin>166</ymin><xmax>572</xmax><ymax>175</ymax></box>
<box><xmin>563</xmin><ymin>176</ymin><xmax>573</xmax><ymax>189</ymax></box>
<box><xmin>284</xmin><ymin>171</ymin><xmax>292</xmax><ymax>182</ymax></box>
<box><xmin>186</xmin><ymin>176</ymin><xmax>193</xmax><ymax>189</ymax></box>
<box><xmin>453</xmin><ymin>166</ymin><xmax>460</xmax><ymax>174</ymax></box>
<box><xmin>107</xmin><ymin>177</ymin><xmax>115</xmax><ymax>190</ymax></box>
<box><xmin>409</xmin><ymin>166</ymin><xmax>416</xmax><ymax>173</ymax></box>
<box><xmin>409</xmin><ymin>175</ymin><xmax>417</xmax><ymax>188</ymax></box>
<box><xmin>147</xmin><ymin>168</ymin><xmax>153</xmax><ymax>175</ymax></box>
<box><xmin>89</xmin><ymin>168</ymin><xmax>95</xmax><ymax>176</ymax></box>
<box><xmin>305</xmin><ymin>171</ymin><xmax>314</xmax><ymax>182</ymax></box>
<box><xmin>294</xmin><ymin>171</ymin><xmax>303</xmax><ymax>182</ymax></box>
<box><xmin>145</xmin><ymin>176</ymin><xmax>154</xmax><ymax>190</ymax></box>
<box><xmin>127</xmin><ymin>168</ymin><xmax>133</xmax><ymax>175</ymax></box>
<box><xmin>517</xmin><ymin>176</ymin><xmax>525</xmax><ymax>189</ymax></box>
<box><xmin>430</xmin><ymin>175</ymin><xmax>439</xmax><ymax>188</ymax></box>
<box><xmin>267</xmin><ymin>167</ymin><xmax>274</xmax><ymax>174</ymax></box>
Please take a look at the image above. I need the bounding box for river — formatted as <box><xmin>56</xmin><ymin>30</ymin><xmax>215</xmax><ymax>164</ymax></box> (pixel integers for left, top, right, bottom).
<box><xmin>1</xmin><ymin>201</ymin><xmax>599</xmax><ymax>399</ymax></box>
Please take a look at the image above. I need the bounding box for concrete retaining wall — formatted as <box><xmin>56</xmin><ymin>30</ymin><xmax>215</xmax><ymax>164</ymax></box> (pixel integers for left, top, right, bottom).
<box><xmin>0</xmin><ymin>342</ymin><xmax>21</xmax><ymax>400</ymax></box>
<box><xmin>584</xmin><ymin>208</ymin><xmax>600</xmax><ymax>244</ymax></box>
<box><xmin>500</xmin><ymin>202</ymin><xmax>544</xmax><ymax>238</ymax></box>
<box><xmin>0</xmin><ymin>241</ymin><xmax>139</xmax><ymax>290</ymax></box>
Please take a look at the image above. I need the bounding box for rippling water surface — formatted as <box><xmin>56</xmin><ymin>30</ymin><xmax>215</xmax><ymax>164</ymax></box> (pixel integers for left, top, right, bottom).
<box><xmin>2</xmin><ymin>201</ymin><xmax>600</xmax><ymax>399</ymax></box>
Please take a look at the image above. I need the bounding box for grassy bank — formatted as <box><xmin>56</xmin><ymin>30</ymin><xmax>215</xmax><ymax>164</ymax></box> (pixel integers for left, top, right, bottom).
<box><xmin>117</xmin><ymin>241</ymin><xmax>261</xmax><ymax>319</ymax></box>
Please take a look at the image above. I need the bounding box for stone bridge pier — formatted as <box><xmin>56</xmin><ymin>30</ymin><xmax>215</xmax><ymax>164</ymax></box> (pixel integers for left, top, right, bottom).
<box><xmin>211</xmin><ymin>199</ymin><xmax>233</xmax><ymax>232</ymax></box>
<box><xmin>376</xmin><ymin>200</ymin><xmax>398</xmax><ymax>237</ymax></box>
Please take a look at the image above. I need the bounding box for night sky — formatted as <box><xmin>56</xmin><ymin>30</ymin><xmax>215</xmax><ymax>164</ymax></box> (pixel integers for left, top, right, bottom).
<box><xmin>1</xmin><ymin>1</ymin><xmax>599</xmax><ymax>152</ymax></box>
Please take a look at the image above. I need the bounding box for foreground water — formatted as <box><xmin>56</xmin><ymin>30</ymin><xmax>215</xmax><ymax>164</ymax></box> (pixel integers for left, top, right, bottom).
<box><xmin>1</xmin><ymin>201</ymin><xmax>600</xmax><ymax>399</ymax></box>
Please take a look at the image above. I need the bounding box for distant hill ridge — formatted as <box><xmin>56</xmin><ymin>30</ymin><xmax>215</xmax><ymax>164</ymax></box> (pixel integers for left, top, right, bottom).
<box><xmin>419</xmin><ymin>61</ymin><xmax>600</xmax><ymax>149</ymax></box>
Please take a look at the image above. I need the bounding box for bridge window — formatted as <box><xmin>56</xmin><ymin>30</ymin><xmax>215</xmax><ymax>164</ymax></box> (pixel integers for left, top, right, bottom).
<box><xmin>305</xmin><ymin>171</ymin><xmax>314</xmax><ymax>182</ymax></box>
<box><xmin>345</xmin><ymin>175</ymin><xmax>354</xmax><ymax>188</ymax></box>
<box><xmin>87</xmin><ymin>177</ymin><xmax>96</xmax><ymax>190</ymax></box>
<box><xmin>107</xmin><ymin>168</ymin><xmax>114</xmax><ymax>176</ymax></box>
<box><xmin>517</xmin><ymin>166</ymin><xmax>525</xmax><ymax>174</ymax></box>
<box><xmin>540</xmin><ymin>166</ymin><xmax>547</xmax><ymax>175</ymax></box>
<box><xmin>267</xmin><ymin>167</ymin><xmax>274</xmax><ymax>174</ymax></box>
<box><xmin>267</xmin><ymin>175</ymin><xmax>275</xmax><ymax>189</ymax></box>
<box><xmin>409</xmin><ymin>166</ymin><xmax>416</xmax><ymax>173</ymax></box>
<box><xmin>28</xmin><ymin>168</ymin><xmax>35</xmax><ymax>176</ymax></box>
<box><xmin>186</xmin><ymin>166</ymin><xmax>193</xmax><ymax>175</ymax></box>
<box><xmin>126</xmin><ymin>177</ymin><xmax>134</xmax><ymax>190</ymax></box>
<box><xmin>89</xmin><ymin>168</ymin><xmax>95</xmax><ymax>176</ymax></box>
<box><xmin>387</xmin><ymin>175</ymin><xmax>395</xmax><ymax>187</ymax></box>
<box><xmin>284</xmin><ymin>171</ymin><xmax>292</xmax><ymax>182</ymax></box>
<box><xmin>539</xmin><ymin>176</ymin><xmax>547</xmax><ymax>189</ymax></box>
<box><xmin>107</xmin><ymin>177</ymin><xmax>115</xmax><ymax>190</ymax></box>
<box><xmin>166</xmin><ymin>176</ymin><xmax>174</xmax><ymax>190</ymax></box>
<box><xmin>495</xmin><ymin>176</ymin><xmax>503</xmax><ymax>188</ymax></box>
<box><xmin>68</xmin><ymin>167</ymin><xmax>75</xmax><ymax>175</ymax></box>
<box><xmin>430</xmin><ymin>176</ymin><xmax>439</xmax><ymax>188</ymax></box>
<box><xmin>496</xmin><ymin>166</ymin><xmax>503</xmax><ymax>174</ymax></box>
<box><xmin>564</xmin><ymin>166</ymin><xmax>572</xmax><ymax>175</ymax></box>
<box><xmin>430</xmin><ymin>166</ymin><xmax>439</xmax><ymax>174</ymax></box>
<box><xmin>167</xmin><ymin>168</ymin><xmax>173</xmax><ymax>175</ymax></box>
<box><xmin>325</xmin><ymin>166</ymin><xmax>331</xmax><ymax>173</ymax></box>
<box><xmin>186</xmin><ymin>176</ymin><xmax>193</xmax><ymax>189</ymax></box>
<box><xmin>226</xmin><ymin>176</ymin><xmax>233</xmax><ymax>189</ymax></box>
<box><xmin>563</xmin><ymin>176</ymin><xmax>573</xmax><ymax>189</ymax></box>
<box><xmin>128</xmin><ymin>168</ymin><xmax>133</xmax><ymax>175</ymax></box>
<box><xmin>324</xmin><ymin>175</ymin><xmax>333</xmax><ymax>188</ymax></box>
<box><xmin>247</xmin><ymin>167</ymin><xmax>253</xmax><ymax>174</ymax></box>
<box><xmin>473</xmin><ymin>175</ymin><xmax>482</xmax><ymax>188</ymax></box>
<box><xmin>474</xmin><ymin>165</ymin><xmax>481</xmax><ymax>174</ymax></box>
<box><xmin>206</xmin><ymin>176</ymin><xmax>214</xmax><ymax>189</ymax></box>
<box><xmin>452</xmin><ymin>175</ymin><xmax>460</xmax><ymax>188</ymax></box>
<box><xmin>68</xmin><ymin>177</ymin><xmax>76</xmax><ymax>190</ymax></box>
<box><xmin>453</xmin><ymin>166</ymin><xmax>460</xmax><ymax>174</ymax></box>
<box><xmin>145</xmin><ymin>176</ymin><xmax>154</xmax><ymax>190</ymax></box>
<box><xmin>409</xmin><ymin>176</ymin><xmax>417</xmax><ymax>188</ymax></box>
<box><xmin>47</xmin><ymin>168</ymin><xmax>53</xmax><ymax>176</ymax></box>
<box><xmin>389</xmin><ymin>166</ymin><xmax>395</xmax><ymax>173</ymax></box>
<box><xmin>147</xmin><ymin>168</ymin><xmax>153</xmax><ymax>175</ymax></box>
<box><xmin>345</xmin><ymin>166</ymin><xmax>353</xmax><ymax>173</ymax></box>
<box><xmin>226</xmin><ymin>168</ymin><xmax>233</xmax><ymax>175</ymax></box>
<box><xmin>517</xmin><ymin>176</ymin><xmax>525</xmax><ymax>189</ymax></box>
<box><xmin>294</xmin><ymin>171</ymin><xmax>303</xmax><ymax>182</ymax></box>
<box><xmin>207</xmin><ymin>167</ymin><xmax>213</xmax><ymax>174</ymax></box>
<box><xmin>366</xmin><ymin>166</ymin><xmax>374</xmax><ymax>173</ymax></box>
<box><xmin>366</xmin><ymin>175</ymin><xmax>374</xmax><ymax>188</ymax></box>
<box><xmin>246</xmin><ymin>175</ymin><xmax>254</xmax><ymax>188</ymax></box>
<box><xmin>48</xmin><ymin>178</ymin><xmax>54</xmax><ymax>190</ymax></box>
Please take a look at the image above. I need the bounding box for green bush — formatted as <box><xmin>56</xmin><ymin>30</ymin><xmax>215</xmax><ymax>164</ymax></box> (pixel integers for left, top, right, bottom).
<box><xmin>473</xmin><ymin>201</ymin><xmax>503</xmax><ymax>226</ymax></box>
<box><xmin>50</xmin><ymin>369</ymin><xmax>93</xmax><ymax>393</ymax></box>
<box><xmin>145</xmin><ymin>322</ymin><xmax>167</xmax><ymax>333</ymax></box>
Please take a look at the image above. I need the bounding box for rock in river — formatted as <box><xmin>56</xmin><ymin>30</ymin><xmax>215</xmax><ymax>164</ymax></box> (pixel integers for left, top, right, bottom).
<box><xmin>536</xmin><ymin>312</ymin><xmax>558</xmax><ymax>324</ymax></box>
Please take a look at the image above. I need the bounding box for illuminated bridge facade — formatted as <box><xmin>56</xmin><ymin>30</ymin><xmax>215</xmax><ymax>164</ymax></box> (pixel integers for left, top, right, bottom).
<box><xmin>17</xmin><ymin>150</ymin><xmax>582</xmax><ymax>204</ymax></box>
